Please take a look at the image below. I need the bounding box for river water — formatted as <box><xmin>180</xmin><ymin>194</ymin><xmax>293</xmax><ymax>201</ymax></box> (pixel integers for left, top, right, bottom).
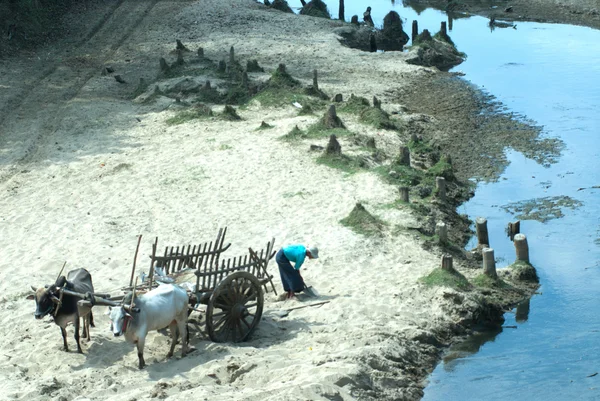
<box><xmin>288</xmin><ymin>1</ymin><xmax>600</xmax><ymax>399</ymax></box>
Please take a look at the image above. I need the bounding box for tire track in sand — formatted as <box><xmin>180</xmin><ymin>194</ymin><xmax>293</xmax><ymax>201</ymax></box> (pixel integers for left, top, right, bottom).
<box><xmin>0</xmin><ymin>0</ymin><xmax>162</xmax><ymax>184</ymax></box>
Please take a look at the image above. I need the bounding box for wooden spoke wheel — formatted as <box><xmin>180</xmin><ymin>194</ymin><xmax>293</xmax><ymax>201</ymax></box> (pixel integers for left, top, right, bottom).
<box><xmin>206</xmin><ymin>271</ymin><xmax>264</xmax><ymax>343</ymax></box>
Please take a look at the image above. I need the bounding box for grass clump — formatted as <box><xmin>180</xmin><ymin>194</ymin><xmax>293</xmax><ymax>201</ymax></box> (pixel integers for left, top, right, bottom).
<box><xmin>408</xmin><ymin>138</ymin><xmax>434</xmax><ymax>154</ymax></box>
<box><xmin>257</xmin><ymin>121</ymin><xmax>274</xmax><ymax>130</ymax></box>
<box><xmin>306</xmin><ymin>123</ymin><xmax>349</xmax><ymax>139</ymax></box>
<box><xmin>316</xmin><ymin>153</ymin><xmax>360</xmax><ymax>174</ymax></box>
<box><xmin>338</xmin><ymin>95</ymin><xmax>370</xmax><ymax>114</ymax></box>
<box><xmin>427</xmin><ymin>156</ymin><xmax>454</xmax><ymax>181</ymax></box>
<box><xmin>508</xmin><ymin>260</ymin><xmax>539</xmax><ymax>282</ymax></box>
<box><xmin>360</xmin><ymin>107</ymin><xmax>398</xmax><ymax>130</ymax></box>
<box><xmin>299</xmin><ymin>0</ymin><xmax>331</xmax><ymax>18</ymax></box>
<box><xmin>270</xmin><ymin>0</ymin><xmax>294</xmax><ymax>13</ymax></box>
<box><xmin>166</xmin><ymin>104</ymin><xmax>213</xmax><ymax>125</ymax></box>
<box><xmin>246</xmin><ymin>59</ymin><xmax>265</xmax><ymax>72</ymax></box>
<box><xmin>472</xmin><ymin>274</ymin><xmax>509</xmax><ymax>289</ymax></box>
<box><xmin>221</xmin><ymin>105</ymin><xmax>241</xmax><ymax>121</ymax></box>
<box><xmin>280</xmin><ymin>125</ymin><xmax>306</xmax><ymax>141</ymax></box>
<box><xmin>375</xmin><ymin>164</ymin><xmax>424</xmax><ymax>187</ymax></box>
<box><xmin>419</xmin><ymin>268</ymin><xmax>471</xmax><ymax>290</ymax></box>
<box><xmin>340</xmin><ymin>202</ymin><xmax>386</xmax><ymax>236</ymax></box>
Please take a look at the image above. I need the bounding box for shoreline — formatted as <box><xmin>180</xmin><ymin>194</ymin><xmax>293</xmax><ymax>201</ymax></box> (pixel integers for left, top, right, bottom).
<box><xmin>0</xmin><ymin>1</ymin><xmax>562</xmax><ymax>400</ymax></box>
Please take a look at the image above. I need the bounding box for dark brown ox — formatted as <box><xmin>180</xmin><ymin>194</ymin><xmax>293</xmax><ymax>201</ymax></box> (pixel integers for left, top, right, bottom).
<box><xmin>28</xmin><ymin>268</ymin><xmax>95</xmax><ymax>353</ymax></box>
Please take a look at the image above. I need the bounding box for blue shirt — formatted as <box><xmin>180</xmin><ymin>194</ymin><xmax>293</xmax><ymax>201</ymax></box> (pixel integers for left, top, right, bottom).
<box><xmin>283</xmin><ymin>244</ymin><xmax>307</xmax><ymax>270</ymax></box>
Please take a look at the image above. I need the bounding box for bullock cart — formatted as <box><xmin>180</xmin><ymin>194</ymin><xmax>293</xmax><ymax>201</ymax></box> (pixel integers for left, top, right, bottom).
<box><xmin>121</xmin><ymin>228</ymin><xmax>278</xmax><ymax>343</ymax></box>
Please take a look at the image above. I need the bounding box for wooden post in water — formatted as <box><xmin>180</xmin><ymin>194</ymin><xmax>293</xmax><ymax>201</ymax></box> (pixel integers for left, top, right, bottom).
<box><xmin>441</xmin><ymin>254</ymin><xmax>453</xmax><ymax>271</ymax></box>
<box><xmin>436</xmin><ymin>221</ymin><xmax>448</xmax><ymax>244</ymax></box>
<box><xmin>482</xmin><ymin>247</ymin><xmax>497</xmax><ymax>278</ymax></box>
<box><xmin>229</xmin><ymin>46</ymin><xmax>235</xmax><ymax>64</ymax></box>
<box><xmin>399</xmin><ymin>186</ymin><xmax>409</xmax><ymax>203</ymax></box>
<box><xmin>435</xmin><ymin>177</ymin><xmax>446</xmax><ymax>202</ymax></box>
<box><xmin>476</xmin><ymin>217</ymin><xmax>489</xmax><ymax>247</ymax></box>
<box><xmin>507</xmin><ymin>220</ymin><xmax>520</xmax><ymax>241</ymax></box>
<box><xmin>313</xmin><ymin>69</ymin><xmax>319</xmax><ymax>90</ymax></box>
<box><xmin>412</xmin><ymin>20</ymin><xmax>419</xmax><ymax>43</ymax></box>
<box><xmin>339</xmin><ymin>0</ymin><xmax>345</xmax><ymax>21</ymax></box>
<box><xmin>514</xmin><ymin>233</ymin><xmax>529</xmax><ymax>263</ymax></box>
<box><xmin>441</xmin><ymin>21</ymin><xmax>447</xmax><ymax>37</ymax></box>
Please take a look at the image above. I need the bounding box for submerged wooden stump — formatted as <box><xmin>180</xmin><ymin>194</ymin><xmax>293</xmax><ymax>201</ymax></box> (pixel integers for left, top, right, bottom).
<box><xmin>399</xmin><ymin>186</ymin><xmax>409</xmax><ymax>203</ymax></box>
<box><xmin>160</xmin><ymin>57</ymin><xmax>170</xmax><ymax>73</ymax></box>
<box><xmin>482</xmin><ymin>247</ymin><xmax>497</xmax><ymax>278</ymax></box>
<box><xmin>507</xmin><ymin>220</ymin><xmax>520</xmax><ymax>241</ymax></box>
<box><xmin>351</xmin><ymin>15</ymin><xmax>359</xmax><ymax>25</ymax></box>
<box><xmin>412</xmin><ymin>20</ymin><xmax>418</xmax><ymax>42</ymax></box>
<box><xmin>369</xmin><ymin>34</ymin><xmax>377</xmax><ymax>52</ymax></box>
<box><xmin>176</xmin><ymin>39</ymin><xmax>190</xmax><ymax>51</ymax></box>
<box><xmin>197</xmin><ymin>47</ymin><xmax>204</xmax><ymax>58</ymax></box>
<box><xmin>514</xmin><ymin>233</ymin><xmax>529</xmax><ymax>263</ymax></box>
<box><xmin>435</xmin><ymin>176</ymin><xmax>446</xmax><ymax>202</ymax></box>
<box><xmin>441</xmin><ymin>254</ymin><xmax>453</xmax><ymax>271</ymax></box>
<box><xmin>373</xmin><ymin>96</ymin><xmax>381</xmax><ymax>109</ymax></box>
<box><xmin>325</xmin><ymin>134</ymin><xmax>342</xmax><ymax>155</ymax></box>
<box><xmin>398</xmin><ymin>146</ymin><xmax>410</xmax><ymax>166</ymax></box>
<box><xmin>333</xmin><ymin>94</ymin><xmax>343</xmax><ymax>102</ymax></box>
<box><xmin>436</xmin><ymin>221</ymin><xmax>448</xmax><ymax>244</ymax></box>
<box><xmin>176</xmin><ymin>49</ymin><xmax>184</xmax><ymax>66</ymax></box>
<box><xmin>322</xmin><ymin>105</ymin><xmax>345</xmax><ymax>129</ymax></box>
<box><xmin>476</xmin><ymin>217</ymin><xmax>489</xmax><ymax>247</ymax></box>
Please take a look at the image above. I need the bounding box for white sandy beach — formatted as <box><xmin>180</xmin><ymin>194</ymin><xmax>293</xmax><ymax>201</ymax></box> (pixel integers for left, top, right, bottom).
<box><xmin>0</xmin><ymin>1</ymin><xmax>512</xmax><ymax>400</ymax></box>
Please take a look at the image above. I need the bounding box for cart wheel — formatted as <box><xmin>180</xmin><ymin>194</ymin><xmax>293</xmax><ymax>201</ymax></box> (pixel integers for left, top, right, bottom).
<box><xmin>206</xmin><ymin>271</ymin><xmax>264</xmax><ymax>343</ymax></box>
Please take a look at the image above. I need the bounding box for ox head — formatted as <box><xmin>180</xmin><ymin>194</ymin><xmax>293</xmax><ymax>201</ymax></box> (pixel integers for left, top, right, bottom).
<box><xmin>28</xmin><ymin>278</ymin><xmax>66</xmax><ymax>319</ymax></box>
<box><xmin>107</xmin><ymin>305</ymin><xmax>131</xmax><ymax>337</ymax></box>
<box><xmin>107</xmin><ymin>290</ymin><xmax>139</xmax><ymax>337</ymax></box>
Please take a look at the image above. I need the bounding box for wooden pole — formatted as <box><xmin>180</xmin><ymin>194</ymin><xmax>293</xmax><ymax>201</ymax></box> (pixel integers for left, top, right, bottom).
<box><xmin>476</xmin><ymin>217</ymin><xmax>489</xmax><ymax>247</ymax></box>
<box><xmin>436</xmin><ymin>221</ymin><xmax>448</xmax><ymax>244</ymax></box>
<box><xmin>435</xmin><ymin>177</ymin><xmax>446</xmax><ymax>202</ymax></box>
<box><xmin>313</xmin><ymin>69</ymin><xmax>318</xmax><ymax>90</ymax></box>
<box><xmin>399</xmin><ymin>186</ymin><xmax>409</xmax><ymax>203</ymax></box>
<box><xmin>339</xmin><ymin>0</ymin><xmax>345</xmax><ymax>21</ymax></box>
<box><xmin>514</xmin><ymin>233</ymin><xmax>529</xmax><ymax>263</ymax></box>
<box><xmin>129</xmin><ymin>235</ymin><xmax>143</xmax><ymax>287</ymax></box>
<box><xmin>441</xmin><ymin>21</ymin><xmax>447</xmax><ymax>37</ymax></box>
<box><xmin>441</xmin><ymin>254</ymin><xmax>453</xmax><ymax>271</ymax></box>
<box><xmin>398</xmin><ymin>146</ymin><xmax>410</xmax><ymax>166</ymax></box>
<box><xmin>412</xmin><ymin>20</ymin><xmax>419</xmax><ymax>43</ymax></box>
<box><xmin>482</xmin><ymin>247</ymin><xmax>497</xmax><ymax>278</ymax></box>
<box><xmin>229</xmin><ymin>46</ymin><xmax>235</xmax><ymax>64</ymax></box>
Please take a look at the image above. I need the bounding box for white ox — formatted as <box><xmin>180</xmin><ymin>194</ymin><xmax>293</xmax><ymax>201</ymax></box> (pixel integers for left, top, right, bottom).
<box><xmin>108</xmin><ymin>283</ymin><xmax>189</xmax><ymax>369</ymax></box>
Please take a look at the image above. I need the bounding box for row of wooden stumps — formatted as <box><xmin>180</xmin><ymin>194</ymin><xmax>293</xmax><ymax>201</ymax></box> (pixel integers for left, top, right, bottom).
<box><xmin>441</xmin><ymin>218</ymin><xmax>529</xmax><ymax>276</ymax></box>
<box><xmin>411</xmin><ymin>21</ymin><xmax>451</xmax><ymax>43</ymax></box>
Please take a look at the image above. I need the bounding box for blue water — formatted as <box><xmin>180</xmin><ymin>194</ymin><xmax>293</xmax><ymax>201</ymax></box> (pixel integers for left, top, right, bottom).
<box><xmin>291</xmin><ymin>1</ymin><xmax>600</xmax><ymax>399</ymax></box>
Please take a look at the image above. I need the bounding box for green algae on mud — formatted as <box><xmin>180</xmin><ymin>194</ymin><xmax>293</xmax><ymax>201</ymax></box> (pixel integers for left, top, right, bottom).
<box><xmin>393</xmin><ymin>74</ymin><xmax>563</xmax><ymax>182</ymax></box>
<box><xmin>501</xmin><ymin>195</ymin><xmax>583</xmax><ymax>223</ymax></box>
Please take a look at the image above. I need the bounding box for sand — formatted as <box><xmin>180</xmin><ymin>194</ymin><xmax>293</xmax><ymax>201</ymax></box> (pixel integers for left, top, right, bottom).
<box><xmin>0</xmin><ymin>1</ymin><xmax>542</xmax><ymax>400</ymax></box>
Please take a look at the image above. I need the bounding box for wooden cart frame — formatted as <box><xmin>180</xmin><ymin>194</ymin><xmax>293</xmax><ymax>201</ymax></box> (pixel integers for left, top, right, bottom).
<box><xmin>125</xmin><ymin>228</ymin><xmax>277</xmax><ymax>343</ymax></box>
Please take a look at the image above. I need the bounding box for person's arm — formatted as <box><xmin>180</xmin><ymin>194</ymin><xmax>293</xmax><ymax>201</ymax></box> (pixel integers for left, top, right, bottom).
<box><xmin>294</xmin><ymin>251</ymin><xmax>306</xmax><ymax>270</ymax></box>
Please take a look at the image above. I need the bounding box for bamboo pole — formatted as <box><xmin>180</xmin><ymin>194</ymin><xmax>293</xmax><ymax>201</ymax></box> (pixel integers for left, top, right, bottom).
<box><xmin>129</xmin><ymin>235</ymin><xmax>143</xmax><ymax>287</ymax></box>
